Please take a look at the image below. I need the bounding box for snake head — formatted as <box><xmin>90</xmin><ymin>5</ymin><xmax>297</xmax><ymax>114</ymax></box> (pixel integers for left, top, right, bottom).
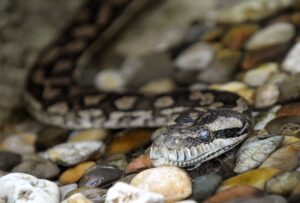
<box><xmin>150</xmin><ymin>109</ymin><xmax>251</xmax><ymax>168</ymax></box>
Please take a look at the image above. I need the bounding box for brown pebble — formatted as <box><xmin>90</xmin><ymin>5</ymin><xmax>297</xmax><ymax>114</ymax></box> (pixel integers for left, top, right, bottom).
<box><xmin>277</xmin><ymin>103</ymin><xmax>300</xmax><ymax>117</ymax></box>
<box><xmin>125</xmin><ymin>154</ymin><xmax>153</xmax><ymax>174</ymax></box>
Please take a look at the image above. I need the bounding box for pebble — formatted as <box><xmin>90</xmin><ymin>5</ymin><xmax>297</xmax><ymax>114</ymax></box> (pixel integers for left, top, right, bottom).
<box><xmin>59</xmin><ymin>161</ymin><xmax>95</xmax><ymax>185</ymax></box>
<box><xmin>0</xmin><ymin>132</ymin><xmax>36</xmax><ymax>154</ymax></box>
<box><xmin>46</xmin><ymin>141</ymin><xmax>104</xmax><ymax>166</ymax></box>
<box><xmin>105</xmin><ymin>182</ymin><xmax>164</xmax><ymax>203</ymax></box>
<box><xmin>97</xmin><ymin>153</ymin><xmax>128</xmax><ymax>170</ymax></box>
<box><xmin>253</xmin><ymin>105</ymin><xmax>281</xmax><ymax>130</ymax></box>
<box><xmin>0</xmin><ymin>151</ymin><xmax>22</xmax><ymax>171</ymax></box>
<box><xmin>192</xmin><ymin>173</ymin><xmax>223</xmax><ymax>202</ymax></box>
<box><xmin>259</xmin><ymin>141</ymin><xmax>300</xmax><ymax>171</ymax></box>
<box><xmin>243</xmin><ymin>63</ymin><xmax>279</xmax><ymax>87</ymax></box>
<box><xmin>219</xmin><ymin>168</ymin><xmax>280</xmax><ymax>191</ymax></box>
<box><xmin>277</xmin><ymin>102</ymin><xmax>300</xmax><ymax>117</ymax></box>
<box><xmin>35</xmin><ymin>127</ymin><xmax>69</xmax><ymax>151</ymax></box>
<box><xmin>222</xmin><ymin>24</ymin><xmax>259</xmax><ymax>50</ymax></box>
<box><xmin>254</xmin><ymin>83</ymin><xmax>280</xmax><ymax>108</ymax></box>
<box><xmin>106</xmin><ymin>130</ymin><xmax>151</xmax><ymax>155</ymax></box>
<box><xmin>290</xmin><ymin>181</ymin><xmax>300</xmax><ymax>203</ymax></box>
<box><xmin>266</xmin><ymin>171</ymin><xmax>300</xmax><ymax>196</ymax></box>
<box><xmin>234</xmin><ymin>134</ymin><xmax>283</xmax><ymax>173</ymax></box>
<box><xmin>226</xmin><ymin>195</ymin><xmax>287</xmax><ymax>203</ymax></box>
<box><xmin>282</xmin><ymin>136</ymin><xmax>300</xmax><ymax>146</ymax></box>
<box><xmin>66</xmin><ymin>187</ymin><xmax>106</xmax><ymax>202</ymax></box>
<box><xmin>245</xmin><ymin>22</ymin><xmax>295</xmax><ymax>50</ymax></box>
<box><xmin>79</xmin><ymin>165</ymin><xmax>123</xmax><ymax>188</ymax></box>
<box><xmin>62</xmin><ymin>193</ymin><xmax>92</xmax><ymax>203</ymax></box>
<box><xmin>282</xmin><ymin>41</ymin><xmax>300</xmax><ymax>74</ymax></box>
<box><xmin>139</xmin><ymin>78</ymin><xmax>176</xmax><ymax>94</ymax></box>
<box><xmin>278</xmin><ymin>73</ymin><xmax>300</xmax><ymax>103</ymax></box>
<box><xmin>68</xmin><ymin>129</ymin><xmax>108</xmax><ymax>142</ymax></box>
<box><xmin>60</xmin><ymin>184</ymin><xmax>78</xmax><ymax>200</ymax></box>
<box><xmin>12</xmin><ymin>158</ymin><xmax>60</xmax><ymax>179</ymax></box>
<box><xmin>131</xmin><ymin>166</ymin><xmax>192</xmax><ymax>202</ymax></box>
<box><xmin>174</xmin><ymin>42</ymin><xmax>214</xmax><ymax>70</ymax></box>
<box><xmin>0</xmin><ymin>173</ymin><xmax>59</xmax><ymax>203</ymax></box>
<box><xmin>265</xmin><ymin>116</ymin><xmax>300</xmax><ymax>136</ymax></box>
<box><xmin>204</xmin><ymin>186</ymin><xmax>264</xmax><ymax>203</ymax></box>
<box><xmin>125</xmin><ymin>154</ymin><xmax>153</xmax><ymax>174</ymax></box>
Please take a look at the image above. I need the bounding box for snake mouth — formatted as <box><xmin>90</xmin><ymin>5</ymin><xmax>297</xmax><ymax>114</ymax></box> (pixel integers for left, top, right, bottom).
<box><xmin>150</xmin><ymin>133</ymin><xmax>247</xmax><ymax>168</ymax></box>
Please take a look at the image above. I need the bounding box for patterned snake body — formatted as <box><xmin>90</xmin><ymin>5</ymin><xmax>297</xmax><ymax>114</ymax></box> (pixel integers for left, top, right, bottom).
<box><xmin>24</xmin><ymin>0</ymin><xmax>252</xmax><ymax>168</ymax></box>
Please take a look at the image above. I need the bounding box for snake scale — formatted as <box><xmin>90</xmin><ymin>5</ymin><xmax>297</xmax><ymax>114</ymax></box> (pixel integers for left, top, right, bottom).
<box><xmin>24</xmin><ymin>0</ymin><xmax>252</xmax><ymax>168</ymax></box>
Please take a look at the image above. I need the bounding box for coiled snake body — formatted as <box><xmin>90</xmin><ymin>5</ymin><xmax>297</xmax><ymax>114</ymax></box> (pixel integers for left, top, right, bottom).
<box><xmin>24</xmin><ymin>0</ymin><xmax>252</xmax><ymax>168</ymax></box>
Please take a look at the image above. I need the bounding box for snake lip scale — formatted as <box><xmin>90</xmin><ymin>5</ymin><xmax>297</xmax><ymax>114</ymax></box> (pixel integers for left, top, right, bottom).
<box><xmin>24</xmin><ymin>0</ymin><xmax>253</xmax><ymax>168</ymax></box>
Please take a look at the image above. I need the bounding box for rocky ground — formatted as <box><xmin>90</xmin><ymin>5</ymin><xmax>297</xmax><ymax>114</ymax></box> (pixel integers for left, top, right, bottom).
<box><xmin>1</xmin><ymin>0</ymin><xmax>300</xmax><ymax>202</ymax></box>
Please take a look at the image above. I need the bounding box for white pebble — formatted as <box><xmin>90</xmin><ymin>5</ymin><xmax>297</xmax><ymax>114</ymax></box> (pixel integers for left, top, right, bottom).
<box><xmin>282</xmin><ymin>41</ymin><xmax>300</xmax><ymax>74</ymax></box>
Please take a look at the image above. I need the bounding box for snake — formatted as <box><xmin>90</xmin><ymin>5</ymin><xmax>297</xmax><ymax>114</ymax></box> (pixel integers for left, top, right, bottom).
<box><xmin>24</xmin><ymin>0</ymin><xmax>252</xmax><ymax>168</ymax></box>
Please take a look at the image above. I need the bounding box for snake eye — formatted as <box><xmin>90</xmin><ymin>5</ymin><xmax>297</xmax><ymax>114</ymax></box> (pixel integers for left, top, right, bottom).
<box><xmin>198</xmin><ymin>128</ymin><xmax>211</xmax><ymax>142</ymax></box>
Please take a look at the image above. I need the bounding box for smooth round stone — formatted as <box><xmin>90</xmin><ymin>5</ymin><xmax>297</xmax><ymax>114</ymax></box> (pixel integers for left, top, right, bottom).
<box><xmin>79</xmin><ymin>165</ymin><xmax>123</xmax><ymax>188</ymax></box>
<box><xmin>222</xmin><ymin>24</ymin><xmax>259</xmax><ymax>50</ymax></box>
<box><xmin>214</xmin><ymin>0</ymin><xmax>295</xmax><ymax>24</ymax></box>
<box><xmin>234</xmin><ymin>134</ymin><xmax>283</xmax><ymax>173</ymax></box>
<box><xmin>66</xmin><ymin>187</ymin><xmax>107</xmax><ymax>202</ymax></box>
<box><xmin>245</xmin><ymin>22</ymin><xmax>295</xmax><ymax>51</ymax></box>
<box><xmin>219</xmin><ymin>168</ymin><xmax>280</xmax><ymax>191</ymax></box>
<box><xmin>174</xmin><ymin>42</ymin><xmax>214</xmax><ymax>70</ymax></box>
<box><xmin>253</xmin><ymin>105</ymin><xmax>281</xmax><ymax>130</ymax></box>
<box><xmin>97</xmin><ymin>153</ymin><xmax>128</xmax><ymax>170</ymax></box>
<box><xmin>278</xmin><ymin>73</ymin><xmax>300</xmax><ymax>103</ymax></box>
<box><xmin>12</xmin><ymin>158</ymin><xmax>60</xmax><ymax>179</ymax></box>
<box><xmin>106</xmin><ymin>130</ymin><xmax>151</xmax><ymax>155</ymax></box>
<box><xmin>0</xmin><ymin>133</ymin><xmax>36</xmax><ymax>154</ymax></box>
<box><xmin>277</xmin><ymin>103</ymin><xmax>300</xmax><ymax>117</ymax></box>
<box><xmin>125</xmin><ymin>154</ymin><xmax>153</xmax><ymax>174</ymax></box>
<box><xmin>0</xmin><ymin>151</ymin><xmax>21</xmax><ymax>171</ymax></box>
<box><xmin>226</xmin><ymin>195</ymin><xmax>287</xmax><ymax>203</ymax></box>
<box><xmin>59</xmin><ymin>161</ymin><xmax>95</xmax><ymax>185</ymax></box>
<box><xmin>60</xmin><ymin>183</ymin><xmax>78</xmax><ymax>200</ymax></box>
<box><xmin>282</xmin><ymin>42</ymin><xmax>300</xmax><ymax>74</ymax></box>
<box><xmin>243</xmin><ymin>63</ymin><xmax>279</xmax><ymax>87</ymax></box>
<box><xmin>46</xmin><ymin>141</ymin><xmax>104</xmax><ymax>166</ymax></box>
<box><xmin>192</xmin><ymin>173</ymin><xmax>222</xmax><ymax>202</ymax></box>
<box><xmin>254</xmin><ymin>83</ymin><xmax>280</xmax><ymax>109</ymax></box>
<box><xmin>35</xmin><ymin>127</ymin><xmax>69</xmax><ymax>151</ymax></box>
<box><xmin>260</xmin><ymin>141</ymin><xmax>300</xmax><ymax>171</ymax></box>
<box><xmin>105</xmin><ymin>182</ymin><xmax>164</xmax><ymax>203</ymax></box>
<box><xmin>265</xmin><ymin>116</ymin><xmax>300</xmax><ymax>136</ymax></box>
<box><xmin>266</xmin><ymin>171</ymin><xmax>300</xmax><ymax>196</ymax></box>
<box><xmin>68</xmin><ymin>129</ymin><xmax>108</xmax><ymax>142</ymax></box>
<box><xmin>204</xmin><ymin>186</ymin><xmax>264</xmax><ymax>203</ymax></box>
<box><xmin>0</xmin><ymin>173</ymin><xmax>59</xmax><ymax>203</ymax></box>
<box><xmin>131</xmin><ymin>166</ymin><xmax>192</xmax><ymax>202</ymax></box>
<box><xmin>62</xmin><ymin>193</ymin><xmax>92</xmax><ymax>203</ymax></box>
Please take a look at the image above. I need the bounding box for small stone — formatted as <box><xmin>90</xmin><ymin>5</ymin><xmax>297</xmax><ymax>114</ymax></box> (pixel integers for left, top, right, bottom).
<box><xmin>62</xmin><ymin>193</ymin><xmax>92</xmax><ymax>203</ymax></box>
<box><xmin>79</xmin><ymin>165</ymin><xmax>123</xmax><ymax>188</ymax></box>
<box><xmin>192</xmin><ymin>173</ymin><xmax>222</xmax><ymax>202</ymax></box>
<box><xmin>254</xmin><ymin>105</ymin><xmax>281</xmax><ymax>130</ymax></box>
<box><xmin>66</xmin><ymin>187</ymin><xmax>106</xmax><ymax>202</ymax></box>
<box><xmin>59</xmin><ymin>161</ymin><xmax>95</xmax><ymax>185</ymax></box>
<box><xmin>282</xmin><ymin>136</ymin><xmax>300</xmax><ymax>146</ymax></box>
<box><xmin>242</xmin><ymin>44</ymin><xmax>289</xmax><ymax>70</ymax></box>
<box><xmin>46</xmin><ymin>141</ymin><xmax>104</xmax><ymax>166</ymax></box>
<box><xmin>234</xmin><ymin>134</ymin><xmax>283</xmax><ymax>173</ymax></box>
<box><xmin>243</xmin><ymin>63</ymin><xmax>279</xmax><ymax>87</ymax></box>
<box><xmin>12</xmin><ymin>158</ymin><xmax>60</xmax><ymax>179</ymax></box>
<box><xmin>0</xmin><ymin>133</ymin><xmax>36</xmax><ymax>154</ymax></box>
<box><xmin>125</xmin><ymin>154</ymin><xmax>153</xmax><ymax>174</ymax></box>
<box><xmin>260</xmin><ymin>141</ymin><xmax>300</xmax><ymax>171</ymax></box>
<box><xmin>106</xmin><ymin>130</ymin><xmax>151</xmax><ymax>155</ymax></box>
<box><xmin>174</xmin><ymin>42</ymin><xmax>214</xmax><ymax>70</ymax></box>
<box><xmin>265</xmin><ymin>116</ymin><xmax>300</xmax><ymax>136</ymax></box>
<box><xmin>277</xmin><ymin>103</ymin><xmax>300</xmax><ymax>117</ymax></box>
<box><xmin>0</xmin><ymin>151</ymin><xmax>22</xmax><ymax>171</ymax></box>
<box><xmin>60</xmin><ymin>184</ymin><xmax>78</xmax><ymax>200</ymax></box>
<box><xmin>204</xmin><ymin>185</ymin><xmax>264</xmax><ymax>203</ymax></box>
<box><xmin>282</xmin><ymin>42</ymin><xmax>300</xmax><ymax>74</ymax></box>
<box><xmin>68</xmin><ymin>129</ymin><xmax>108</xmax><ymax>142</ymax></box>
<box><xmin>266</xmin><ymin>171</ymin><xmax>300</xmax><ymax>196</ymax></box>
<box><xmin>0</xmin><ymin>173</ymin><xmax>59</xmax><ymax>203</ymax></box>
<box><xmin>140</xmin><ymin>78</ymin><xmax>176</xmax><ymax>94</ymax></box>
<box><xmin>105</xmin><ymin>182</ymin><xmax>164</xmax><ymax>203</ymax></box>
<box><xmin>131</xmin><ymin>166</ymin><xmax>192</xmax><ymax>202</ymax></box>
<box><xmin>226</xmin><ymin>195</ymin><xmax>287</xmax><ymax>203</ymax></box>
<box><xmin>290</xmin><ymin>181</ymin><xmax>300</xmax><ymax>203</ymax></box>
<box><xmin>254</xmin><ymin>83</ymin><xmax>280</xmax><ymax>109</ymax></box>
<box><xmin>35</xmin><ymin>127</ymin><xmax>69</xmax><ymax>151</ymax></box>
<box><xmin>245</xmin><ymin>22</ymin><xmax>295</xmax><ymax>50</ymax></box>
<box><xmin>219</xmin><ymin>168</ymin><xmax>280</xmax><ymax>191</ymax></box>
<box><xmin>222</xmin><ymin>24</ymin><xmax>259</xmax><ymax>50</ymax></box>
<box><xmin>97</xmin><ymin>153</ymin><xmax>128</xmax><ymax>170</ymax></box>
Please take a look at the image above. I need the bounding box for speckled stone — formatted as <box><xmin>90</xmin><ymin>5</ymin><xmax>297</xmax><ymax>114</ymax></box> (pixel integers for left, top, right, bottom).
<box><xmin>105</xmin><ymin>182</ymin><xmax>164</xmax><ymax>203</ymax></box>
<box><xmin>0</xmin><ymin>151</ymin><xmax>21</xmax><ymax>171</ymax></box>
<box><xmin>0</xmin><ymin>173</ymin><xmax>59</xmax><ymax>203</ymax></box>
<box><xmin>46</xmin><ymin>141</ymin><xmax>104</xmax><ymax>166</ymax></box>
<box><xmin>131</xmin><ymin>166</ymin><xmax>192</xmax><ymax>202</ymax></box>
<box><xmin>234</xmin><ymin>134</ymin><xmax>283</xmax><ymax>173</ymax></box>
<box><xmin>12</xmin><ymin>158</ymin><xmax>60</xmax><ymax>179</ymax></box>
